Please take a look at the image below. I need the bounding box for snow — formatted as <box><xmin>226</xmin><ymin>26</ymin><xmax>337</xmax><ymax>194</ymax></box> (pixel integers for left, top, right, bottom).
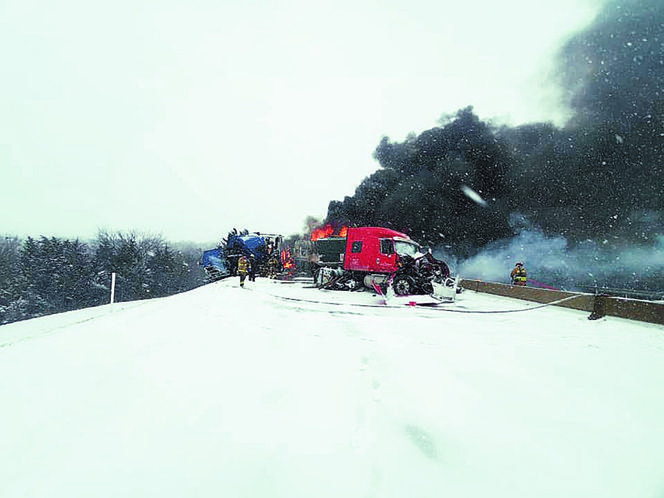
<box><xmin>1</xmin><ymin>277</ymin><xmax>663</xmax><ymax>498</ymax></box>
<box><xmin>461</xmin><ymin>185</ymin><xmax>489</xmax><ymax>207</ymax></box>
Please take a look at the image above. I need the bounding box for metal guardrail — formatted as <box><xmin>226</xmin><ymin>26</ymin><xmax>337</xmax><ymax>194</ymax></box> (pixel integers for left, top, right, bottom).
<box><xmin>460</xmin><ymin>279</ymin><xmax>664</xmax><ymax>326</ymax></box>
<box><xmin>576</xmin><ymin>286</ymin><xmax>664</xmax><ymax>302</ymax></box>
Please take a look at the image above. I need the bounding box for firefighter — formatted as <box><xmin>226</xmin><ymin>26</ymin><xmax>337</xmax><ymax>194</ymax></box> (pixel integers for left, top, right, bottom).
<box><xmin>510</xmin><ymin>261</ymin><xmax>527</xmax><ymax>286</ymax></box>
<box><xmin>248</xmin><ymin>255</ymin><xmax>256</xmax><ymax>282</ymax></box>
<box><xmin>266</xmin><ymin>256</ymin><xmax>279</xmax><ymax>278</ymax></box>
<box><xmin>237</xmin><ymin>255</ymin><xmax>250</xmax><ymax>287</ymax></box>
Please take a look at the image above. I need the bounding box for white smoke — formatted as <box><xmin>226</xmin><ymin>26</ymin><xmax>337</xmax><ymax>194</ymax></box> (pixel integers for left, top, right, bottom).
<box><xmin>436</xmin><ymin>228</ymin><xmax>664</xmax><ymax>292</ymax></box>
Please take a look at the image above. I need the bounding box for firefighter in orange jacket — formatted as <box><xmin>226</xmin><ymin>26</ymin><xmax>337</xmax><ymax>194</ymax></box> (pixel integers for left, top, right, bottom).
<box><xmin>237</xmin><ymin>255</ymin><xmax>250</xmax><ymax>287</ymax></box>
<box><xmin>510</xmin><ymin>262</ymin><xmax>527</xmax><ymax>286</ymax></box>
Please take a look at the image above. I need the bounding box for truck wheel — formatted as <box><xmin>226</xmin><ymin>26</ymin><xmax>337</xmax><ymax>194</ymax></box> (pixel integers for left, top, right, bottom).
<box><xmin>393</xmin><ymin>276</ymin><xmax>415</xmax><ymax>296</ymax></box>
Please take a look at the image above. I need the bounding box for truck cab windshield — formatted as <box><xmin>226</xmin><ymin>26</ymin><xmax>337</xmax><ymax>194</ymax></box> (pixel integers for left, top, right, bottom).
<box><xmin>394</xmin><ymin>240</ymin><xmax>421</xmax><ymax>257</ymax></box>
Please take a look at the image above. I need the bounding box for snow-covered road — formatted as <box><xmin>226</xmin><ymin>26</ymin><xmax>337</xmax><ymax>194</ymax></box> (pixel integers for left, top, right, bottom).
<box><xmin>1</xmin><ymin>278</ymin><xmax>663</xmax><ymax>497</ymax></box>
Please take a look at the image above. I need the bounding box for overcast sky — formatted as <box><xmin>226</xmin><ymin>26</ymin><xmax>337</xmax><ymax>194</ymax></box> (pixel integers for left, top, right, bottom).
<box><xmin>1</xmin><ymin>0</ymin><xmax>602</xmax><ymax>244</ymax></box>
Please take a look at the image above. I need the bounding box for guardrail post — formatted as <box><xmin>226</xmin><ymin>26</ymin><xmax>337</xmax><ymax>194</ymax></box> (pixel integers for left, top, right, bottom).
<box><xmin>588</xmin><ymin>293</ymin><xmax>608</xmax><ymax>320</ymax></box>
<box><xmin>110</xmin><ymin>272</ymin><xmax>116</xmax><ymax>304</ymax></box>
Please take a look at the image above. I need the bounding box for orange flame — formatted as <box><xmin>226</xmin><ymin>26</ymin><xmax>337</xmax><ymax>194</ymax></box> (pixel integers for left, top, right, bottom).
<box><xmin>311</xmin><ymin>224</ymin><xmax>348</xmax><ymax>241</ymax></box>
<box><xmin>281</xmin><ymin>247</ymin><xmax>296</xmax><ymax>276</ymax></box>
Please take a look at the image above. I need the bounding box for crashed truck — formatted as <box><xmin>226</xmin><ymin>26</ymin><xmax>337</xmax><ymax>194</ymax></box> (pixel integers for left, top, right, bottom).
<box><xmin>201</xmin><ymin>231</ymin><xmax>283</xmax><ymax>281</ymax></box>
<box><xmin>312</xmin><ymin>226</ymin><xmax>458</xmax><ymax>301</ymax></box>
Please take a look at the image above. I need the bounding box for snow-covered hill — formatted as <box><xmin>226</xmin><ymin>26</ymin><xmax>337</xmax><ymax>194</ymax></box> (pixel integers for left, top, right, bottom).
<box><xmin>1</xmin><ymin>278</ymin><xmax>663</xmax><ymax>498</ymax></box>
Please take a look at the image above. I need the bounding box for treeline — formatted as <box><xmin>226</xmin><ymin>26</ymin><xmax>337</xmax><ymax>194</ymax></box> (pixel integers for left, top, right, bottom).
<box><xmin>0</xmin><ymin>232</ymin><xmax>206</xmax><ymax>325</ymax></box>
<box><xmin>325</xmin><ymin>0</ymin><xmax>664</xmax><ymax>258</ymax></box>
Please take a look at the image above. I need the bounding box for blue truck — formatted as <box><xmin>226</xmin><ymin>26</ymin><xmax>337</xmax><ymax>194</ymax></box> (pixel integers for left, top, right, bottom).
<box><xmin>201</xmin><ymin>248</ymin><xmax>230</xmax><ymax>281</ymax></box>
<box><xmin>201</xmin><ymin>230</ymin><xmax>284</xmax><ymax>281</ymax></box>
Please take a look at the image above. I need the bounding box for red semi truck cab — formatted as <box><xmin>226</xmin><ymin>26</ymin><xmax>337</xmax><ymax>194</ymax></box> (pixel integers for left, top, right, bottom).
<box><xmin>313</xmin><ymin>225</ymin><xmax>454</xmax><ymax>298</ymax></box>
<box><xmin>343</xmin><ymin>227</ymin><xmax>422</xmax><ymax>274</ymax></box>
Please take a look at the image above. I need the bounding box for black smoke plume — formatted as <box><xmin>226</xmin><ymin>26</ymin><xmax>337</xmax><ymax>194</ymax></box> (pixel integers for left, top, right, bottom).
<box><xmin>557</xmin><ymin>0</ymin><xmax>664</xmax><ymax>128</ymax></box>
<box><xmin>323</xmin><ymin>0</ymin><xmax>663</xmax><ymax>291</ymax></box>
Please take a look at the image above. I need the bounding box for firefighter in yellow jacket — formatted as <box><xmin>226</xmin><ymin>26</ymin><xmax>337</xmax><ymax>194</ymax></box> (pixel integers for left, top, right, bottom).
<box><xmin>237</xmin><ymin>255</ymin><xmax>250</xmax><ymax>287</ymax></box>
<box><xmin>510</xmin><ymin>261</ymin><xmax>527</xmax><ymax>286</ymax></box>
